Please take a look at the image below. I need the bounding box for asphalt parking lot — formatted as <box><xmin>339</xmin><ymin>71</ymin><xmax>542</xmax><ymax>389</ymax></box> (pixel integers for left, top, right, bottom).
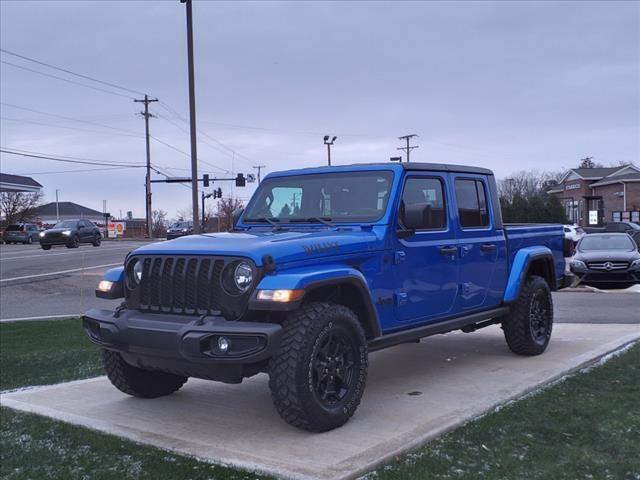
<box><xmin>0</xmin><ymin>241</ymin><xmax>151</xmax><ymax>321</ymax></box>
<box><xmin>1</xmin><ymin>240</ymin><xmax>639</xmax><ymax>322</ymax></box>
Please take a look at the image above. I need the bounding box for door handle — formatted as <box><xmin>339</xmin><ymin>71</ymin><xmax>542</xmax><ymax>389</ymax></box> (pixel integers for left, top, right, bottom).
<box><xmin>480</xmin><ymin>243</ymin><xmax>497</xmax><ymax>253</ymax></box>
<box><xmin>439</xmin><ymin>246</ymin><xmax>457</xmax><ymax>257</ymax></box>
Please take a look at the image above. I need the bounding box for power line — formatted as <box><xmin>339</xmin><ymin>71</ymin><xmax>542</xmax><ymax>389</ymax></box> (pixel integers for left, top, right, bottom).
<box><xmin>0</xmin><ymin>60</ymin><xmax>134</xmax><ymax>100</ymax></box>
<box><xmin>0</xmin><ymin>148</ymin><xmax>145</xmax><ymax>167</ymax></box>
<box><xmin>16</xmin><ymin>166</ymin><xmax>139</xmax><ymax>175</ymax></box>
<box><xmin>0</xmin><ymin>102</ymin><xmax>142</xmax><ymax>136</ymax></box>
<box><xmin>0</xmin><ymin>48</ymin><xmax>146</xmax><ymax>96</ymax></box>
<box><xmin>1</xmin><ymin>117</ymin><xmax>142</xmax><ymax>138</ymax></box>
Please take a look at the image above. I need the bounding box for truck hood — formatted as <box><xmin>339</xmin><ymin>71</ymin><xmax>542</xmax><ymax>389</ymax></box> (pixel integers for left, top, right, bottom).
<box><xmin>133</xmin><ymin>227</ymin><xmax>386</xmax><ymax>266</ymax></box>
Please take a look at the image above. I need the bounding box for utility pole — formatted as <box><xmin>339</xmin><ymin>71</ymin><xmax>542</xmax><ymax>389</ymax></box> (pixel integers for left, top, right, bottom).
<box><xmin>134</xmin><ymin>94</ymin><xmax>158</xmax><ymax>238</ymax></box>
<box><xmin>397</xmin><ymin>134</ymin><xmax>419</xmax><ymax>162</ymax></box>
<box><xmin>181</xmin><ymin>0</ymin><xmax>200</xmax><ymax>233</ymax></box>
<box><xmin>253</xmin><ymin>165</ymin><xmax>266</xmax><ymax>184</ymax></box>
<box><xmin>55</xmin><ymin>189</ymin><xmax>60</xmax><ymax>222</ymax></box>
<box><xmin>323</xmin><ymin>135</ymin><xmax>337</xmax><ymax>166</ymax></box>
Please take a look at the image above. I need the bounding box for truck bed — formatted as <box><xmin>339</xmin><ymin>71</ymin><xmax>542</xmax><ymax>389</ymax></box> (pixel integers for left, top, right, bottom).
<box><xmin>504</xmin><ymin>223</ymin><xmax>566</xmax><ymax>288</ymax></box>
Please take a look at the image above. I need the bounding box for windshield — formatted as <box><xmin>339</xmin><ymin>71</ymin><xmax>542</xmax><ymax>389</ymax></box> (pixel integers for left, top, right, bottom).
<box><xmin>579</xmin><ymin>235</ymin><xmax>635</xmax><ymax>251</ymax></box>
<box><xmin>171</xmin><ymin>222</ymin><xmax>191</xmax><ymax>229</ymax></box>
<box><xmin>243</xmin><ymin>171</ymin><xmax>394</xmax><ymax>223</ymax></box>
<box><xmin>54</xmin><ymin>220</ymin><xmax>77</xmax><ymax>228</ymax></box>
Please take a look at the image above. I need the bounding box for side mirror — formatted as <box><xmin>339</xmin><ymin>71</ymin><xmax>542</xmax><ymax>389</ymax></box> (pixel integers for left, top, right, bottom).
<box><xmin>232</xmin><ymin>208</ymin><xmax>244</xmax><ymax>227</ymax></box>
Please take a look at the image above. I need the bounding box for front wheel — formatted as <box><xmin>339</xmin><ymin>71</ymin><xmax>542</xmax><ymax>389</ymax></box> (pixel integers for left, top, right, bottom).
<box><xmin>502</xmin><ymin>275</ymin><xmax>553</xmax><ymax>356</ymax></box>
<box><xmin>268</xmin><ymin>302</ymin><xmax>368</xmax><ymax>432</ymax></box>
<box><xmin>102</xmin><ymin>350</ymin><xmax>188</xmax><ymax>398</ymax></box>
<box><xmin>66</xmin><ymin>235</ymin><xmax>80</xmax><ymax>248</ymax></box>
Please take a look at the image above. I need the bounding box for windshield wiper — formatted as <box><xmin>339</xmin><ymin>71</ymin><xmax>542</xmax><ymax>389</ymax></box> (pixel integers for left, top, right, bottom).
<box><xmin>289</xmin><ymin>217</ymin><xmax>335</xmax><ymax>227</ymax></box>
<box><xmin>243</xmin><ymin>217</ymin><xmax>285</xmax><ymax>231</ymax></box>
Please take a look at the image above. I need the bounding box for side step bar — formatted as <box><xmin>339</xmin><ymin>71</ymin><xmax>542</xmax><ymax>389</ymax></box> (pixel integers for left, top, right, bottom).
<box><xmin>368</xmin><ymin>306</ymin><xmax>510</xmax><ymax>352</ymax></box>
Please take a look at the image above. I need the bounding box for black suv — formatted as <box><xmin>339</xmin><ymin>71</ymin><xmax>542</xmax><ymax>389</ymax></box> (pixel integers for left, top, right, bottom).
<box><xmin>166</xmin><ymin>221</ymin><xmax>194</xmax><ymax>240</ymax></box>
<box><xmin>2</xmin><ymin>223</ymin><xmax>40</xmax><ymax>244</ymax></box>
<box><xmin>40</xmin><ymin>219</ymin><xmax>102</xmax><ymax>250</ymax></box>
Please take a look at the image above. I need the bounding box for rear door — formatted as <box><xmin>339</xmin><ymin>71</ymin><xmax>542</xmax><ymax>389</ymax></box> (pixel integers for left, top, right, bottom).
<box><xmin>392</xmin><ymin>173</ymin><xmax>459</xmax><ymax>324</ymax></box>
<box><xmin>451</xmin><ymin>175</ymin><xmax>506</xmax><ymax>310</ymax></box>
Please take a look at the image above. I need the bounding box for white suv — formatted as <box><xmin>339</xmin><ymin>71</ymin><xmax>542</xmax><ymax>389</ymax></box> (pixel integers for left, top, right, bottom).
<box><xmin>564</xmin><ymin>224</ymin><xmax>585</xmax><ymax>245</ymax></box>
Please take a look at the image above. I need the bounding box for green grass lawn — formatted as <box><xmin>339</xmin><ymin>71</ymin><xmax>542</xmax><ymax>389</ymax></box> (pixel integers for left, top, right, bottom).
<box><xmin>0</xmin><ymin>318</ymin><xmax>102</xmax><ymax>391</ymax></box>
<box><xmin>1</xmin><ymin>319</ymin><xmax>638</xmax><ymax>480</ymax></box>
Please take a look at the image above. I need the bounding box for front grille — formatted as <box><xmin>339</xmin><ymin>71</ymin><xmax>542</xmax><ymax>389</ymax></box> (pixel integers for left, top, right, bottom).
<box><xmin>587</xmin><ymin>261</ymin><xmax>629</xmax><ymax>270</ymax></box>
<box><xmin>126</xmin><ymin>255</ymin><xmax>255</xmax><ymax>319</ymax></box>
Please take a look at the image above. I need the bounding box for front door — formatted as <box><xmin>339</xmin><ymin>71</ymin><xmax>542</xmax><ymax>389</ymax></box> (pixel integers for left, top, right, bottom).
<box><xmin>393</xmin><ymin>173</ymin><xmax>459</xmax><ymax>324</ymax></box>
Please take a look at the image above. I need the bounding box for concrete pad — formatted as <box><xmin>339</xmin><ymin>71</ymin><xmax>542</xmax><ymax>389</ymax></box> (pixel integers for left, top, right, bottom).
<box><xmin>2</xmin><ymin>323</ymin><xmax>639</xmax><ymax>480</ymax></box>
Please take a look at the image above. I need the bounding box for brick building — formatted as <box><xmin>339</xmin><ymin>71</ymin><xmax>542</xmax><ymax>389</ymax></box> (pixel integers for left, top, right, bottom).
<box><xmin>548</xmin><ymin>164</ymin><xmax>640</xmax><ymax>227</ymax></box>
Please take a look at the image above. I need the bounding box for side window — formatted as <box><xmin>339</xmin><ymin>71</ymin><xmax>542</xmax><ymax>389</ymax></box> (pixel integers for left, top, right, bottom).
<box><xmin>455</xmin><ymin>179</ymin><xmax>489</xmax><ymax>228</ymax></box>
<box><xmin>400</xmin><ymin>177</ymin><xmax>446</xmax><ymax>230</ymax></box>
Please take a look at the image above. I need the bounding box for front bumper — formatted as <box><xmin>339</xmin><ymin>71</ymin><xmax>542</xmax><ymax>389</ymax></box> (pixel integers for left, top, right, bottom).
<box><xmin>570</xmin><ymin>266</ymin><xmax>640</xmax><ymax>284</ymax></box>
<box><xmin>40</xmin><ymin>236</ymin><xmax>71</xmax><ymax>246</ymax></box>
<box><xmin>83</xmin><ymin>308</ymin><xmax>282</xmax><ymax>383</ymax></box>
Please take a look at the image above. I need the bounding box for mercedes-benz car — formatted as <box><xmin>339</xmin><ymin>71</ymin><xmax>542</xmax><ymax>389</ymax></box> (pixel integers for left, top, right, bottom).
<box><xmin>570</xmin><ymin>233</ymin><xmax>640</xmax><ymax>286</ymax></box>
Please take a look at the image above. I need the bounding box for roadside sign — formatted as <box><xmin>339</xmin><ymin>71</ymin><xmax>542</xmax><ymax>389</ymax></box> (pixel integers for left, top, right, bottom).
<box><xmin>108</xmin><ymin>221</ymin><xmax>126</xmax><ymax>238</ymax></box>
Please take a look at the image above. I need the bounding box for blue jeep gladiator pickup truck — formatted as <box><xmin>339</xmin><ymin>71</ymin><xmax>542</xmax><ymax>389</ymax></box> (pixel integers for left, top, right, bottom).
<box><xmin>84</xmin><ymin>163</ymin><xmax>569</xmax><ymax>432</ymax></box>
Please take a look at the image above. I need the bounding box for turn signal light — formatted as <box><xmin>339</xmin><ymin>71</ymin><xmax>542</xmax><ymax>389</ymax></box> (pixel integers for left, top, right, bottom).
<box><xmin>256</xmin><ymin>289</ymin><xmax>305</xmax><ymax>303</ymax></box>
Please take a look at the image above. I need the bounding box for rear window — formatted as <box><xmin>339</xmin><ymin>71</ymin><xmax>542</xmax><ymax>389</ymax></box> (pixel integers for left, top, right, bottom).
<box><xmin>455</xmin><ymin>179</ymin><xmax>489</xmax><ymax>228</ymax></box>
<box><xmin>5</xmin><ymin>225</ymin><xmax>23</xmax><ymax>231</ymax></box>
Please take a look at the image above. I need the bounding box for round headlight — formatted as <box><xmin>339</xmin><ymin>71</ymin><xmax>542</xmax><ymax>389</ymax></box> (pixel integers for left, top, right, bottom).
<box><xmin>132</xmin><ymin>259</ymin><xmax>143</xmax><ymax>284</ymax></box>
<box><xmin>234</xmin><ymin>262</ymin><xmax>253</xmax><ymax>292</ymax></box>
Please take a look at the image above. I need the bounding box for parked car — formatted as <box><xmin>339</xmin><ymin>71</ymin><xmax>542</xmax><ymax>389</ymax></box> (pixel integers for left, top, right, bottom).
<box><xmin>2</xmin><ymin>223</ymin><xmax>41</xmax><ymax>244</ymax></box>
<box><xmin>604</xmin><ymin>221</ymin><xmax>640</xmax><ymax>247</ymax></box>
<box><xmin>604</xmin><ymin>221</ymin><xmax>640</xmax><ymax>233</ymax></box>
<box><xmin>166</xmin><ymin>221</ymin><xmax>194</xmax><ymax>240</ymax></box>
<box><xmin>563</xmin><ymin>224</ymin><xmax>585</xmax><ymax>246</ymax></box>
<box><xmin>40</xmin><ymin>219</ymin><xmax>102</xmax><ymax>250</ymax></box>
<box><xmin>84</xmin><ymin>162</ymin><xmax>569</xmax><ymax>432</ymax></box>
<box><xmin>570</xmin><ymin>233</ymin><xmax>640</xmax><ymax>287</ymax></box>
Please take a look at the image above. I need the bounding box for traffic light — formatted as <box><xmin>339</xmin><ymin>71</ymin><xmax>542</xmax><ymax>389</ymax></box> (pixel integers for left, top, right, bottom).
<box><xmin>235</xmin><ymin>173</ymin><xmax>246</xmax><ymax>187</ymax></box>
<box><xmin>213</xmin><ymin>187</ymin><xmax>222</xmax><ymax>199</ymax></box>
<box><xmin>203</xmin><ymin>174</ymin><xmax>210</xmax><ymax>187</ymax></box>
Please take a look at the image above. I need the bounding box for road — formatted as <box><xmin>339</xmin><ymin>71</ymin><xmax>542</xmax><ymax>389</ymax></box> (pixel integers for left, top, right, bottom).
<box><xmin>1</xmin><ymin>241</ymin><xmax>639</xmax><ymax>322</ymax></box>
<box><xmin>0</xmin><ymin>241</ymin><xmax>150</xmax><ymax>320</ymax></box>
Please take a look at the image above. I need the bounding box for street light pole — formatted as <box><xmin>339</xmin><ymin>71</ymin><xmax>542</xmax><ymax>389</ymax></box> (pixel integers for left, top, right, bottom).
<box><xmin>323</xmin><ymin>135</ymin><xmax>337</xmax><ymax>166</ymax></box>
<box><xmin>181</xmin><ymin>0</ymin><xmax>200</xmax><ymax>234</ymax></box>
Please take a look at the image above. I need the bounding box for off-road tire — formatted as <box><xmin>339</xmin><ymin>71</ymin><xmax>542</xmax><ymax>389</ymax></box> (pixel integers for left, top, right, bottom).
<box><xmin>268</xmin><ymin>302</ymin><xmax>368</xmax><ymax>432</ymax></box>
<box><xmin>92</xmin><ymin>235</ymin><xmax>101</xmax><ymax>247</ymax></box>
<box><xmin>502</xmin><ymin>275</ymin><xmax>553</xmax><ymax>356</ymax></box>
<box><xmin>102</xmin><ymin>349</ymin><xmax>188</xmax><ymax>398</ymax></box>
<box><xmin>41</xmin><ymin>244</ymin><xmax>51</xmax><ymax>250</ymax></box>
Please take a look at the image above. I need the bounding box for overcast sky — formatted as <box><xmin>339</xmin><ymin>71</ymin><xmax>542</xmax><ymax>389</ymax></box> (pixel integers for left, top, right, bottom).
<box><xmin>1</xmin><ymin>0</ymin><xmax>638</xmax><ymax>219</ymax></box>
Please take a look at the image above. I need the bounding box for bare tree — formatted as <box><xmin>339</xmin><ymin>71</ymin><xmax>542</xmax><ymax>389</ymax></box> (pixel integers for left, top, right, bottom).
<box><xmin>0</xmin><ymin>191</ymin><xmax>43</xmax><ymax>225</ymax></box>
<box><xmin>499</xmin><ymin>170</ymin><xmax>567</xmax><ymax>224</ymax></box>
<box><xmin>216</xmin><ymin>197</ymin><xmax>245</xmax><ymax>232</ymax></box>
<box><xmin>498</xmin><ymin>170</ymin><xmax>562</xmax><ymax>201</ymax></box>
<box><xmin>151</xmin><ymin>209</ymin><xmax>168</xmax><ymax>237</ymax></box>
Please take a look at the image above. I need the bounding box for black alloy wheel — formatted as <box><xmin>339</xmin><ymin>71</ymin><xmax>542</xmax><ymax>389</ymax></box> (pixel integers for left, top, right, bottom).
<box><xmin>311</xmin><ymin>329</ymin><xmax>357</xmax><ymax>408</ymax></box>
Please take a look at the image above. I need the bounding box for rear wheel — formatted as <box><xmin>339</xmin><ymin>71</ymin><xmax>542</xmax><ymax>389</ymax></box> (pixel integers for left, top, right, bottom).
<box><xmin>502</xmin><ymin>275</ymin><xmax>553</xmax><ymax>355</ymax></box>
<box><xmin>268</xmin><ymin>302</ymin><xmax>368</xmax><ymax>432</ymax></box>
<box><xmin>92</xmin><ymin>234</ymin><xmax>101</xmax><ymax>247</ymax></box>
<box><xmin>102</xmin><ymin>350</ymin><xmax>188</xmax><ymax>398</ymax></box>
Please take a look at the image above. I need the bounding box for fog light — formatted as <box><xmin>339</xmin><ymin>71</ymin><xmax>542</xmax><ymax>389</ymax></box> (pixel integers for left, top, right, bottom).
<box><xmin>218</xmin><ymin>336</ymin><xmax>230</xmax><ymax>353</ymax></box>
